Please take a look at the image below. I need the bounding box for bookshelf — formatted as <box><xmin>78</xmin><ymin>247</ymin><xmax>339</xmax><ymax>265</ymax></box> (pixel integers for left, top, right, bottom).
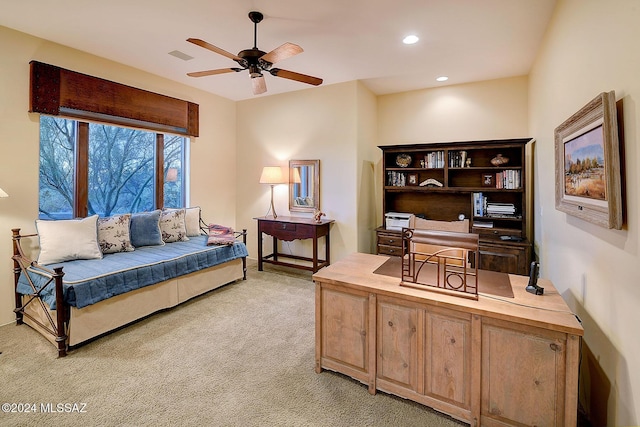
<box><xmin>378</xmin><ymin>138</ymin><xmax>533</xmax><ymax>275</ymax></box>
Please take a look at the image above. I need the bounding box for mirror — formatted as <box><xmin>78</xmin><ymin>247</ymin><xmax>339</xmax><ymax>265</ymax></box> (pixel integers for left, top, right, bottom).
<box><xmin>289</xmin><ymin>160</ymin><xmax>320</xmax><ymax>212</ymax></box>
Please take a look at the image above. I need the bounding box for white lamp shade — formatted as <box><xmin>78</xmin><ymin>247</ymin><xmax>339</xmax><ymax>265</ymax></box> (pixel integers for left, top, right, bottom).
<box><xmin>0</xmin><ymin>187</ymin><xmax>8</xmax><ymax>198</ymax></box>
<box><xmin>259</xmin><ymin>166</ymin><xmax>286</xmax><ymax>184</ymax></box>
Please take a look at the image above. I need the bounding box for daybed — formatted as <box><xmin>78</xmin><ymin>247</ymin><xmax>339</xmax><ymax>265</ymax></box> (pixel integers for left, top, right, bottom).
<box><xmin>12</xmin><ymin>209</ymin><xmax>248</xmax><ymax>357</ymax></box>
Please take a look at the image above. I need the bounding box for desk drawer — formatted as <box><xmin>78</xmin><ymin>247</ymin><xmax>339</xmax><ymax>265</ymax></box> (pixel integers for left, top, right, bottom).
<box><xmin>261</xmin><ymin>221</ymin><xmax>314</xmax><ymax>240</ymax></box>
<box><xmin>378</xmin><ymin>234</ymin><xmax>403</xmax><ymax>247</ymax></box>
<box><xmin>378</xmin><ymin>244</ymin><xmax>403</xmax><ymax>256</ymax></box>
<box><xmin>472</xmin><ymin>227</ymin><xmax>522</xmax><ymax>239</ymax></box>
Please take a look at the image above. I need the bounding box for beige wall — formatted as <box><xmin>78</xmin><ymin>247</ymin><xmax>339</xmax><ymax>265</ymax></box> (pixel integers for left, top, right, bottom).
<box><xmin>356</xmin><ymin>81</ymin><xmax>379</xmax><ymax>253</ymax></box>
<box><xmin>375</xmin><ymin>76</ymin><xmax>530</xmax><ymax>227</ymax></box>
<box><xmin>377</xmin><ymin>76</ymin><xmax>529</xmax><ymax>147</ymax></box>
<box><xmin>0</xmin><ymin>26</ymin><xmax>237</xmax><ymax>327</ymax></box>
<box><xmin>236</xmin><ymin>81</ymin><xmax>367</xmax><ymax>262</ymax></box>
<box><xmin>529</xmin><ymin>1</ymin><xmax>640</xmax><ymax>424</ymax></box>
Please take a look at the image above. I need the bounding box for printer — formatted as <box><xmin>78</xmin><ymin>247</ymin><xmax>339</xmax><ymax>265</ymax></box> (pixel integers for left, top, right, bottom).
<box><xmin>385</xmin><ymin>212</ymin><xmax>413</xmax><ymax>231</ymax></box>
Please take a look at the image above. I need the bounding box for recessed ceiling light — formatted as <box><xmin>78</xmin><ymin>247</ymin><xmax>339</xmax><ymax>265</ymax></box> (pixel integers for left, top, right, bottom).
<box><xmin>436</xmin><ymin>76</ymin><xmax>449</xmax><ymax>82</ymax></box>
<box><xmin>403</xmin><ymin>35</ymin><xmax>419</xmax><ymax>45</ymax></box>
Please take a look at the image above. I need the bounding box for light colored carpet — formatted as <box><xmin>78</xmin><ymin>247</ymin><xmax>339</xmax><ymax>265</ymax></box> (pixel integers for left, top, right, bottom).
<box><xmin>0</xmin><ymin>261</ymin><xmax>467</xmax><ymax>427</ymax></box>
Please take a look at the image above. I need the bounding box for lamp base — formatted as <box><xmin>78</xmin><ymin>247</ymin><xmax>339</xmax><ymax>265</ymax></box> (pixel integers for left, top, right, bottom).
<box><xmin>266</xmin><ymin>184</ymin><xmax>277</xmax><ymax>218</ymax></box>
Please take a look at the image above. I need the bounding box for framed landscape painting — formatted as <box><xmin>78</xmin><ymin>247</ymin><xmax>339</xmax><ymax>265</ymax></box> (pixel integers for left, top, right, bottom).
<box><xmin>554</xmin><ymin>91</ymin><xmax>622</xmax><ymax>229</ymax></box>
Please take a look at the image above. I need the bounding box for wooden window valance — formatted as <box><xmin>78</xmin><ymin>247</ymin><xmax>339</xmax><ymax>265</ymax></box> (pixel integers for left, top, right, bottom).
<box><xmin>29</xmin><ymin>61</ymin><xmax>199</xmax><ymax>137</ymax></box>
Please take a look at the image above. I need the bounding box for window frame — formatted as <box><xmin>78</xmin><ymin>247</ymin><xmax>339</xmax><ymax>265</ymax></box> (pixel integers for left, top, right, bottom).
<box><xmin>40</xmin><ymin>115</ymin><xmax>187</xmax><ymax>219</ymax></box>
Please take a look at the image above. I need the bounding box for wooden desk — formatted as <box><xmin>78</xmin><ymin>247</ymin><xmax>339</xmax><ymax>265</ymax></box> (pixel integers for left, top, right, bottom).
<box><xmin>313</xmin><ymin>253</ymin><xmax>583</xmax><ymax>426</ymax></box>
<box><xmin>254</xmin><ymin>216</ymin><xmax>334</xmax><ymax>273</ymax></box>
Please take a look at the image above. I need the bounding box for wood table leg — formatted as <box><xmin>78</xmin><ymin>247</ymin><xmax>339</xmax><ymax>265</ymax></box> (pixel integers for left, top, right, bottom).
<box><xmin>325</xmin><ymin>228</ymin><xmax>331</xmax><ymax>266</ymax></box>
<box><xmin>313</xmin><ymin>234</ymin><xmax>318</xmax><ymax>272</ymax></box>
<box><xmin>272</xmin><ymin>237</ymin><xmax>278</xmax><ymax>262</ymax></box>
<box><xmin>257</xmin><ymin>231</ymin><xmax>263</xmax><ymax>271</ymax></box>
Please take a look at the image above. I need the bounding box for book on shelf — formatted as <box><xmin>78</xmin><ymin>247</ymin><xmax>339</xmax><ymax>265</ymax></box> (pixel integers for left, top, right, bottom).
<box><xmin>473</xmin><ymin>221</ymin><xmax>494</xmax><ymax>228</ymax></box>
<box><xmin>448</xmin><ymin>150</ymin><xmax>468</xmax><ymax>168</ymax></box>
<box><xmin>387</xmin><ymin>170</ymin><xmax>406</xmax><ymax>187</ymax></box>
<box><xmin>486</xmin><ymin>202</ymin><xmax>516</xmax><ymax>215</ymax></box>
<box><xmin>486</xmin><ymin>214</ymin><xmax>522</xmax><ymax>219</ymax></box>
<box><xmin>423</xmin><ymin>151</ymin><xmax>444</xmax><ymax>168</ymax></box>
<box><xmin>495</xmin><ymin>169</ymin><xmax>521</xmax><ymax>189</ymax></box>
<box><xmin>473</xmin><ymin>192</ymin><xmax>487</xmax><ymax>217</ymax></box>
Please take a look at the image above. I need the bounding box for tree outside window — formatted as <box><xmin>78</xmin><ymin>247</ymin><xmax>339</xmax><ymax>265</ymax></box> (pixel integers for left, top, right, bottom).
<box><xmin>39</xmin><ymin>116</ymin><xmax>186</xmax><ymax>219</ymax></box>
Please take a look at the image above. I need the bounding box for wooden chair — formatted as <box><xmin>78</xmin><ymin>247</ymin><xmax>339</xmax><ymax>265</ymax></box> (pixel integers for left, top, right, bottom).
<box><xmin>400</xmin><ymin>228</ymin><xmax>479</xmax><ymax>300</ymax></box>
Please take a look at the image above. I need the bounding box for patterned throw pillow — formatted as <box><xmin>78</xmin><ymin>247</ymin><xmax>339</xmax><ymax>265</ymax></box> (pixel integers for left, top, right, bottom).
<box><xmin>159</xmin><ymin>209</ymin><xmax>189</xmax><ymax>243</ymax></box>
<box><xmin>97</xmin><ymin>214</ymin><xmax>135</xmax><ymax>254</ymax></box>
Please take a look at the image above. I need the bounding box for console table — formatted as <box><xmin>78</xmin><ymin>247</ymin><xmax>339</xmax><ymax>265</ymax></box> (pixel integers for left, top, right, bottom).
<box><xmin>313</xmin><ymin>253</ymin><xmax>583</xmax><ymax>426</ymax></box>
<box><xmin>254</xmin><ymin>216</ymin><xmax>334</xmax><ymax>273</ymax></box>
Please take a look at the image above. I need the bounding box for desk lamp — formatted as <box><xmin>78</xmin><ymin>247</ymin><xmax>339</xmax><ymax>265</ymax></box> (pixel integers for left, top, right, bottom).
<box><xmin>259</xmin><ymin>167</ymin><xmax>286</xmax><ymax>218</ymax></box>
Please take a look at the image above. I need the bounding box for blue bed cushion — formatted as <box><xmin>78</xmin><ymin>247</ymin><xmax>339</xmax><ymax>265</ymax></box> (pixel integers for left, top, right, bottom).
<box><xmin>17</xmin><ymin>236</ymin><xmax>248</xmax><ymax>309</ymax></box>
<box><xmin>130</xmin><ymin>210</ymin><xmax>163</xmax><ymax>247</ymax></box>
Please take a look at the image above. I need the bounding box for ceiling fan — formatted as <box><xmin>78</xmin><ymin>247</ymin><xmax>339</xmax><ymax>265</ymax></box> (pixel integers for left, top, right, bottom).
<box><xmin>187</xmin><ymin>11</ymin><xmax>323</xmax><ymax>95</ymax></box>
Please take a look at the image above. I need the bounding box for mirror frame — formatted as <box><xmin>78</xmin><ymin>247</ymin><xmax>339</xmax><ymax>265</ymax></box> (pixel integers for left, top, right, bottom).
<box><xmin>289</xmin><ymin>160</ymin><xmax>320</xmax><ymax>213</ymax></box>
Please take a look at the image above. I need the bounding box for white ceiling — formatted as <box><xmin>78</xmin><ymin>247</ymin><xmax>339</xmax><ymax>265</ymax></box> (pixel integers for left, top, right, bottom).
<box><xmin>0</xmin><ymin>0</ymin><xmax>556</xmax><ymax>101</ymax></box>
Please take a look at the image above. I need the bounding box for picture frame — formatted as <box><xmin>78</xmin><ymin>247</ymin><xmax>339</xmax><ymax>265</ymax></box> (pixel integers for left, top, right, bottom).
<box><xmin>407</xmin><ymin>173</ymin><xmax>419</xmax><ymax>186</ymax></box>
<box><xmin>481</xmin><ymin>174</ymin><xmax>494</xmax><ymax>187</ymax></box>
<box><xmin>554</xmin><ymin>91</ymin><xmax>622</xmax><ymax>229</ymax></box>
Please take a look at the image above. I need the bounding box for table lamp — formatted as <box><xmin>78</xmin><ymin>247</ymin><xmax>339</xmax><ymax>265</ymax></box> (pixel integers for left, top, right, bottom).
<box><xmin>259</xmin><ymin>166</ymin><xmax>286</xmax><ymax>218</ymax></box>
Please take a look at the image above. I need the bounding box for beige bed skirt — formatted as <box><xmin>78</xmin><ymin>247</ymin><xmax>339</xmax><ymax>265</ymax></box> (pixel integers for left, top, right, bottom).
<box><xmin>22</xmin><ymin>258</ymin><xmax>244</xmax><ymax>347</ymax></box>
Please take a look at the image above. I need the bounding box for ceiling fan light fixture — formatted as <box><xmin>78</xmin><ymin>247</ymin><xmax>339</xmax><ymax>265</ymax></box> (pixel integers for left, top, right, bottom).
<box><xmin>249</xmin><ymin>64</ymin><xmax>261</xmax><ymax>78</ymax></box>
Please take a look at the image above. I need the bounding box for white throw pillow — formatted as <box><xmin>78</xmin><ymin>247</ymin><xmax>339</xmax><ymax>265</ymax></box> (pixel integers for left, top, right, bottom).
<box><xmin>159</xmin><ymin>209</ymin><xmax>189</xmax><ymax>243</ymax></box>
<box><xmin>97</xmin><ymin>214</ymin><xmax>135</xmax><ymax>254</ymax></box>
<box><xmin>184</xmin><ymin>207</ymin><xmax>202</xmax><ymax>237</ymax></box>
<box><xmin>36</xmin><ymin>215</ymin><xmax>103</xmax><ymax>265</ymax></box>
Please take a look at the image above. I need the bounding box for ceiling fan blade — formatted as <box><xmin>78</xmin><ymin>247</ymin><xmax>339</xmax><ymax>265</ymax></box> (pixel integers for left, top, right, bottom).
<box><xmin>260</xmin><ymin>42</ymin><xmax>303</xmax><ymax>65</ymax></box>
<box><xmin>187</xmin><ymin>68</ymin><xmax>242</xmax><ymax>78</ymax></box>
<box><xmin>252</xmin><ymin>75</ymin><xmax>267</xmax><ymax>95</ymax></box>
<box><xmin>269</xmin><ymin>68</ymin><xmax>323</xmax><ymax>86</ymax></box>
<box><xmin>187</xmin><ymin>38</ymin><xmax>243</xmax><ymax>62</ymax></box>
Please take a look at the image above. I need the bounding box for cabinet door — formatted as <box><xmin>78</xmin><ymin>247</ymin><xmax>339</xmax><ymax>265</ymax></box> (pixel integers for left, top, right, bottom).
<box><xmin>320</xmin><ymin>286</ymin><xmax>371</xmax><ymax>381</ymax></box>
<box><xmin>424</xmin><ymin>307</ymin><xmax>472</xmax><ymax>408</ymax></box>
<box><xmin>377</xmin><ymin>298</ymin><xmax>419</xmax><ymax>391</ymax></box>
<box><xmin>478</xmin><ymin>242</ymin><xmax>530</xmax><ymax>275</ymax></box>
<box><xmin>481</xmin><ymin>319</ymin><xmax>567</xmax><ymax>426</ymax></box>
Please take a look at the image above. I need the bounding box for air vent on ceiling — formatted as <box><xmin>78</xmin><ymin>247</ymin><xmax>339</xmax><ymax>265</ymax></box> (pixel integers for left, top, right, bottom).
<box><xmin>168</xmin><ymin>50</ymin><xmax>194</xmax><ymax>61</ymax></box>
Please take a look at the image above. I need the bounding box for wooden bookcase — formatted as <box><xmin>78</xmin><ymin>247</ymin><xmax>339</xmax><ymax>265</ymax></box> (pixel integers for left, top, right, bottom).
<box><xmin>378</xmin><ymin>138</ymin><xmax>533</xmax><ymax>275</ymax></box>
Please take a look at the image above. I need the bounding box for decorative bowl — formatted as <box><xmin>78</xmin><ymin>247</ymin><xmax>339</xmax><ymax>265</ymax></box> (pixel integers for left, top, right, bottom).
<box><xmin>395</xmin><ymin>154</ymin><xmax>412</xmax><ymax>168</ymax></box>
<box><xmin>491</xmin><ymin>154</ymin><xmax>509</xmax><ymax>166</ymax></box>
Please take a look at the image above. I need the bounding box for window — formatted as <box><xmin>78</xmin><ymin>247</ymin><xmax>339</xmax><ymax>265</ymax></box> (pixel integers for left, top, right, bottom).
<box><xmin>39</xmin><ymin>117</ymin><xmax>75</xmax><ymax>219</ymax></box>
<box><xmin>163</xmin><ymin>134</ymin><xmax>186</xmax><ymax>209</ymax></box>
<box><xmin>39</xmin><ymin>116</ymin><xmax>187</xmax><ymax>219</ymax></box>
